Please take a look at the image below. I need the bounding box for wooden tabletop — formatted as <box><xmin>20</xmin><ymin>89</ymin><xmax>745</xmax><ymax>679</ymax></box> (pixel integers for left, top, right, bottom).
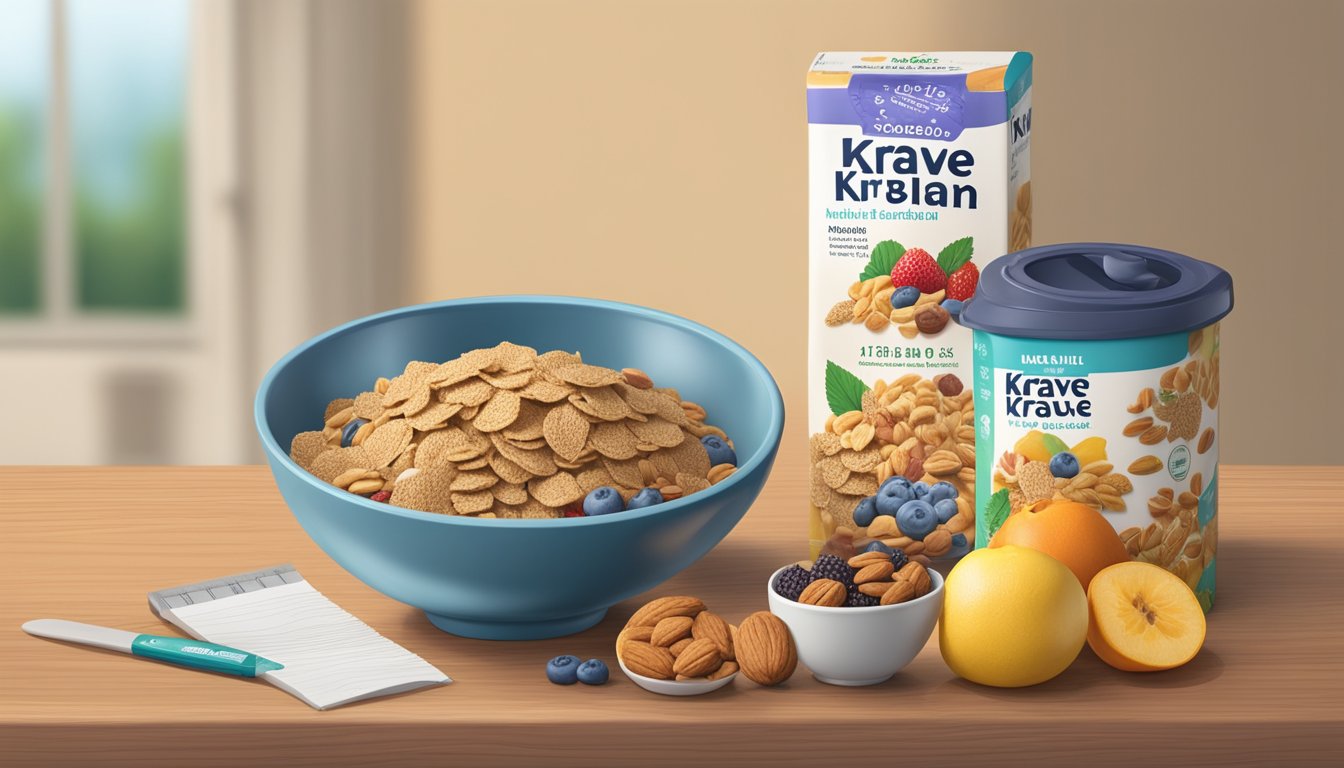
<box><xmin>1</xmin><ymin>465</ymin><xmax>1341</xmax><ymax>766</ymax></box>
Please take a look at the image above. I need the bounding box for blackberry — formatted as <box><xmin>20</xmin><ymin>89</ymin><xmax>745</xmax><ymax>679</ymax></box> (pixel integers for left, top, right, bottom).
<box><xmin>811</xmin><ymin>554</ymin><xmax>855</xmax><ymax>588</ymax></box>
<box><xmin>773</xmin><ymin>564</ymin><xmax>814</xmax><ymax>601</ymax></box>
<box><xmin>889</xmin><ymin>548</ymin><xmax>910</xmax><ymax>572</ymax></box>
<box><xmin>846</xmin><ymin>585</ymin><xmax>879</xmax><ymax>607</ymax></box>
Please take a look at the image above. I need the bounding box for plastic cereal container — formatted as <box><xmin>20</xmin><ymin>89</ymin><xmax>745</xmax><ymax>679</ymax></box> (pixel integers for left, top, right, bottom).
<box><xmin>959</xmin><ymin>243</ymin><xmax>1233</xmax><ymax>611</ymax></box>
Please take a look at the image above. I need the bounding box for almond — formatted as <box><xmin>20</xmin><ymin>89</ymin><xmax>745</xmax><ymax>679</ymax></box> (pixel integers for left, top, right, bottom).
<box><xmin>691</xmin><ymin>610</ymin><xmax>734</xmax><ymax>660</ymax></box>
<box><xmin>625</xmin><ymin>596</ymin><xmax>706</xmax><ymax>629</ymax></box>
<box><xmin>735</xmin><ymin>611</ymin><xmax>797</xmax><ymax>686</ymax></box>
<box><xmin>921</xmin><ymin>528</ymin><xmax>952</xmax><ymax>557</ymax></box>
<box><xmin>853</xmin><ymin>561</ymin><xmax>896</xmax><ymax>584</ymax></box>
<box><xmin>621</xmin><ymin>367</ymin><xmax>653</xmax><ymax>389</ymax></box>
<box><xmin>798</xmin><ymin>578</ymin><xmax>846</xmax><ymax>607</ymax></box>
<box><xmin>623</xmin><ymin>640</ymin><xmax>675</xmax><ymax>680</ymax></box>
<box><xmin>880</xmin><ymin>578</ymin><xmax>916</xmax><ymax>605</ymax></box>
<box><xmin>857</xmin><ymin>582</ymin><xmax>891</xmax><ymax>597</ymax></box>
<box><xmin>615</xmin><ymin>625</ymin><xmax>655</xmax><ymax>660</ymax></box>
<box><xmin>923</xmin><ymin>449</ymin><xmax>962</xmax><ymax>476</ymax></box>
<box><xmin>895</xmin><ymin>561</ymin><xmax>931</xmax><ymax>597</ymax></box>
<box><xmin>672</xmin><ymin>638</ymin><xmax>722</xmax><ymax>678</ymax></box>
<box><xmin>668</xmin><ymin>637</ymin><xmax>692</xmax><ymax>656</ymax></box>
<box><xmin>706</xmin><ymin>660</ymin><xmax>738</xmax><ymax>681</ymax></box>
<box><xmin>867</xmin><ymin>514</ymin><xmax>900</xmax><ymax>538</ymax></box>
<box><xmin>847</xmin><ymin>551</ymin><xmax>891</xmax><ymax>569</ymax></box>
<box><xmin>1129</xmin><ymin>455</ymin><xmax>1163</xmax><ymax>476</ymax></box>
<box><xmin>651</xmin><ymin>616</ymin><xmax>694</xmax><ymax>647</ymax></box>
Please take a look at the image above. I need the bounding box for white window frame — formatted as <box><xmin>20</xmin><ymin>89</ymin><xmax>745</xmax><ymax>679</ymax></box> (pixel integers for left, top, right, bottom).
<box><xmin>0</xmin><ymin>0</ymin><xmax>234</xmax><ymax>347</ymax></box>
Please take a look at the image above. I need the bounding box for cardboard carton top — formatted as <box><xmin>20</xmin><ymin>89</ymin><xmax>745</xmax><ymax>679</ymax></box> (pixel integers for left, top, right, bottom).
<box><xmin>809</xmin><ymin>51</ymin><xmax>1031</xmax><ymax>91</ymax></box>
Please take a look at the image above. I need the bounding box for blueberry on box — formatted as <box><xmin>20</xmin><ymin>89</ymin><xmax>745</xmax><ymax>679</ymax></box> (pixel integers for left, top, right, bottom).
<box><xmin>896</xmin><ymin>499</ymin><xmax>938</xmax><ymax>540</ymax></box>
<box><xmin>627</xmin><ymin>487</ymin><xmax>664</xmax><ymax>510</ymax></box>
<box><xmin>933</xmin><ymin>498</ymin><xmax>958</xmax><ymax>524</ymax></box>
<box><xmin>701</xmin><ymin>435</ymin><xmax>737</xmax><ymax>467</ymax></box>
<box><xmin>891</xmin><ymin>285</ymin><xmax>921</xmax><ymax>309</ymax></box>
<box><xmin>875</xmin><ymin>481</ymin><xmax>912</xmax><ymax>517</ymax></box>
<box><xmin>863</xmin><ymin>540</ymin><xmax>896</xmax><ymax>556</ymax></box>
<box><xmin>880</xmin><ymin>475</ymin><xmax>913</xmax><ymax>495</ymax></box>
<box><xmin>577</xmin><ymin>659</ymin><xmax>609</xmax><ymax>685</ymax></box>
<box><xmin>583</xmin><ymin>486</ymin><xmax>625</xmax><ymax>516</ymax></box>
<box><xmin>852</xmin><ymin>496</ymin><xmax>878</xmax><ymax>527</ymax></box>
<box><xmin>547</xmin><ymin>655</ymin><xmax>581</xmax><ymax>685</ymax></box>
<box><xmin>925</xmin><ymin>481</ymin><xmax>958</xmax><ymax>505</ymax></box>
<box><xmin>1049</xmin><ymin>451</ymin><xmax>1080</xmax><ymax>479</ymax></box>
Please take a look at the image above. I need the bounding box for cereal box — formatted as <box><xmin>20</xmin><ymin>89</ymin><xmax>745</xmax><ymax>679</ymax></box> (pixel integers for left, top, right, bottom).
<box><xmin>806</xmin><ymin>52</ymin><xmax>1033</xmax><ymax>561</ymax></box>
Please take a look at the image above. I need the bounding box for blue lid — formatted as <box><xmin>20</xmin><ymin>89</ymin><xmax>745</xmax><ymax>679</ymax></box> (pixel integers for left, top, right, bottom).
<box><xmin>958</xmin><ymin>243</ymin><xmax>1234</xmax><ymax>340</ymax></box>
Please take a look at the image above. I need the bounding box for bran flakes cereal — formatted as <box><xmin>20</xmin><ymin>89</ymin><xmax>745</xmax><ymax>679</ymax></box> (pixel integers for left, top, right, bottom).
<box><xmin>293</xmin><ymin>342</ymin><xmax>734</xmax><ymax>518</ymax></box>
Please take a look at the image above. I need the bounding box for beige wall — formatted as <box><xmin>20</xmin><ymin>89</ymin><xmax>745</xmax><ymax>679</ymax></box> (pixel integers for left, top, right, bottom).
<box><xmin>410</xmin><ymin>0</ymin><xmax>1344</xmax><ymax>466</ymax></box>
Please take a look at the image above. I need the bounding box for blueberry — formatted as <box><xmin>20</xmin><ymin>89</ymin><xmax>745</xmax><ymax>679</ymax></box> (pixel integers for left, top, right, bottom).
<box><xmin>863</xmin><ymin>540</ymin><xmax>896</xmax><ymax>556</ymax></box>
<box><xmin>546</xmin><ymin>655</ymin><xmax>581</xmax><ymax>685</ymax></box>
<box><xmin>340</xmin><ymin>417</ymin><xmax>368</xmax><ymax>448</ymax></box>
<box><xmin>875</xmin><ymin>481</ymin><xmax>913</xmax><ymax>518</ymax></box>
<box><xmin>701</xmin><ymin>435</ymin><xmax>737</xmax><ymax>467</ymax></box>
<box><xmin>577</xmin><ymin>658</ymin><xmax>609</xmax><ymax>685</ymax></box>
<box><xmin>950</xmin><ymin>532</ymin><xmax>968</xmax><ymax>551</ymax></box>
<box><xmin>933</xmin><ymin>498</ymin><xmax>958</xmax><ymax>524</ymax></box>
<box><xmin>911</xmin><ymin>481</ymin><xmax>931</xmax><ymax>499</ymax></box>
<box><xmin>925</xmin><ymin>481</ymin><xmax>958</xmax><ymax>505</ymax></box>
<box><xmin>941</xmin><ymin>299</ymin><xmax>966</xmax><ymax>319</ymax></box>
<box><xmin>627</xmin><ymin>487</ymin><xmax>665</xmax><ymax>510</ymax></box>
<box><xmin>890</xmin><ymin>285</ymin><xmax>921</xmax><ymax>309</ymax></box>
<box><xmin>880</xmin><ymin>476</ymin><xmax>913</xmax><ymax>494</ymax></box>
<box><xmin>896</xmin><ymin>499</ymin><xmax>938</xmax><ymax>540</ymax></box>
<box><xmin>582</xmin><ymin>486</ymin><xmax>625</xmax><ymax>516</ymax></box>
<box><xmin>1049</xmin><ymin>451</ymin><xmax>1080</xmax><ymax>480</ymax></box>
<box><xmin>852</xmin><ymin>496</ymin><xmax>878</xmax><ymax>527</ymax></box>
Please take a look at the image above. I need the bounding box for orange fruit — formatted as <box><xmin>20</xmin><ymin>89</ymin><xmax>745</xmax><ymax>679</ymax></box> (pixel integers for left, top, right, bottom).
<box><xmin>1087</xmin><ymin>561</ymin><xmax>1206</xmax><ymax>672</ymax></box>
<box><xmin>988</xmin><ymin>498</ymin><xmax>1130</xmax><ymax>589</ymax></box>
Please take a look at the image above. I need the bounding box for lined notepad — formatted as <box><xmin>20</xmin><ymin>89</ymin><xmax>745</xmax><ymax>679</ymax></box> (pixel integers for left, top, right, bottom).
<box><xmin>148</xmin><ymin>565</ymin><xmax>450</xmax><ymax>710</ymax></box>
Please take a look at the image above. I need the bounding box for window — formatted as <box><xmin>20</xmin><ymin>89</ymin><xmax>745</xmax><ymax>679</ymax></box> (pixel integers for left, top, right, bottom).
<box><xmin>0</xmin><ymin>0</ymin><xmax>188</xmax><ymax>323</ymax></box>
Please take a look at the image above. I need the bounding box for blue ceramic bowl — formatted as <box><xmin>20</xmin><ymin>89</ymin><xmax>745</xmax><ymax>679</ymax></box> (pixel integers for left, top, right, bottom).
<box><xmin>255</xmin><ymin>296</ymin><xmax>784</xmax><ymax>640</ymax></box>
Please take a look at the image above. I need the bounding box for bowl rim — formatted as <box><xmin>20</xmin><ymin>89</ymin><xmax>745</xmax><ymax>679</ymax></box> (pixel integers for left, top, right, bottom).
<box><xmin>766</xmin><ymin>563</ymin><xmax>945</xmax><ymax>614</ymax></box>
<box><xmin>254</xmin><ymin>294</ymin><xmax>785</xmax><ymax>527</ymax></box>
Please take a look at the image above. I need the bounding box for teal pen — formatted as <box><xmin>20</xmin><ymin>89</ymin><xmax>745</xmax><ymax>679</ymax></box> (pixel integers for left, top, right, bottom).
<box><xmin>22</xmin><ymin>619</ymin><xmax>284</xmax><ymax>677</ymax></box>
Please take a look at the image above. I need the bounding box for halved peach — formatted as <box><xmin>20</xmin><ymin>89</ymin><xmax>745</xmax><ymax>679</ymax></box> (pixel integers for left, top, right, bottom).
<box><xmin>1087</xmin><ymin>561</ymin><xmax>1205</xmax><ymax>672</ymax></box>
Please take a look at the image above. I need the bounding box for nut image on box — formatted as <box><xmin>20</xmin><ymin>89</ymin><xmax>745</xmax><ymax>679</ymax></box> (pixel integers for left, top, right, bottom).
<box><xmin>806</xmin><ymin>51</ymin><xmax>1033</xmax><ymax>562</ymax></box>
<box><xmin>958</xmin><ymin>243</ymin><xmax>1233</xmax><ymax>611</ymax></box>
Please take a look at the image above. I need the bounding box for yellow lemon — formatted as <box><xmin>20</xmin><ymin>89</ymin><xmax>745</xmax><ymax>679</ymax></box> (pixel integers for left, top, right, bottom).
<box><xmin>939</xmin><ymin>545</ymin><xmax>1088</xmax><ymax>687</ymax></box>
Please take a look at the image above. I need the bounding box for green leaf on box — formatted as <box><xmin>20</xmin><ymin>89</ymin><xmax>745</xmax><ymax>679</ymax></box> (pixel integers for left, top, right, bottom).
<box><xmin>984</xmin><ymin>488</ymin><xmax>1012</xmax><ymax>540</ymax></box>
<box><xmin>1041</xmin><ymin>433</ymin><xmax>1070</xmax><ymax>456</ymax></box>
<box><xmin>824</xmin><ymin>361</ymin><xmax>869</xmax><ymax>416</ymax></box>
<box><xmin>858</xmin><ymin>240</ymin><xmax>905</xmax><ymax>281</ymax></box>
<box><xmin>936</xmin><ymin>236</ymin><xmax>974</xmax><ymax>276</ymax></box>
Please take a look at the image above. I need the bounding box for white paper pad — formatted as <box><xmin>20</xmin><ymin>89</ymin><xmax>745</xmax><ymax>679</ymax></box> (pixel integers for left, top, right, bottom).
<box><xmin>149</xmin><ymin>565</ymin><xmax>450</xmax><ymax>710</ymax></box>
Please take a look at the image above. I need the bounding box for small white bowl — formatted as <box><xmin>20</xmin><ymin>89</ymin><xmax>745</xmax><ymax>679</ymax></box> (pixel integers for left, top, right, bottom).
<box><xmin>616</xmin><ymin>656</ymin><xmax>737</xmax><ymax>696</ymax></box>
<box><xmin>615</xmin><ymin>626</ymin><xmax>738</xmax><ymax>696</ymax></box>
<box><xmin>767</xmin><ymin>564</ymin><xmax>943</xmax><ymax>686</ymax></box>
